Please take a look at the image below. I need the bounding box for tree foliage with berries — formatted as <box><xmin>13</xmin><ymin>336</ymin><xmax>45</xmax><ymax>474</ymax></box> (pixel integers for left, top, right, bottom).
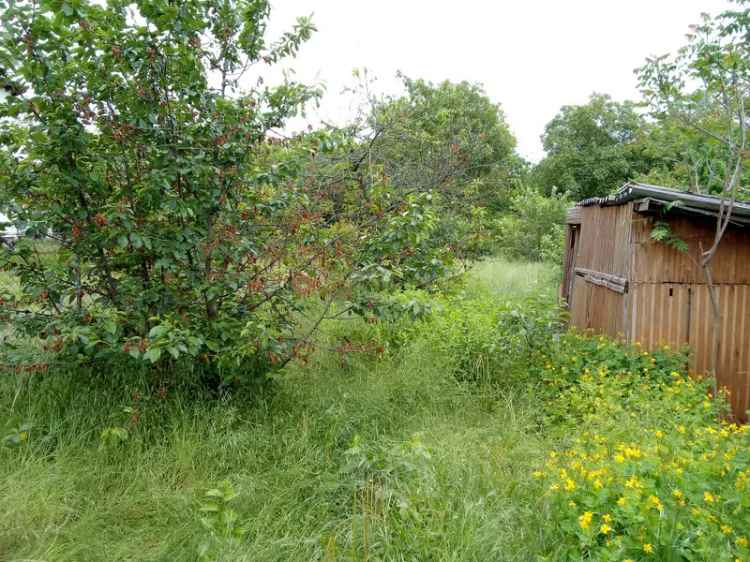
<box><xmin>0</xmin><ymin>0</ymin><xmax>454</xmax><ymax>388</ymax></box>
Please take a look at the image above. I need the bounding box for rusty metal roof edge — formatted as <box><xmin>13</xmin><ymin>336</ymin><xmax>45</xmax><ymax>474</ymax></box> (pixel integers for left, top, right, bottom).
<box><xmin>575</xmin><ymin>181</ymin><xmax>750</xmax><ymax>219</ymax></box>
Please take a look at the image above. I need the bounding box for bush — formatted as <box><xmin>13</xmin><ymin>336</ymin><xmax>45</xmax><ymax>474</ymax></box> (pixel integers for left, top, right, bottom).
<box><xmin>0</xmin><ymin>3</ymin><xmax>462</xmax><ymax>390</ymax></box>
<box><xmin>421</xmin><ymin>288</ymin><xmax>563</xmax><ymax>385</ymax></box>
<box><xmin>495</xmin><ymin>188</ymin><xmax>568</xmax><ymax>263</ymax></box>
<box><xmin>532</xmin><ymin>334</ymin><xmax>749</xmax><ymax>562</ymax></box>
<box><xmin>0</xmin><ymin>1</ymin><xmax>321</xmax><ymax>388</ymax></box>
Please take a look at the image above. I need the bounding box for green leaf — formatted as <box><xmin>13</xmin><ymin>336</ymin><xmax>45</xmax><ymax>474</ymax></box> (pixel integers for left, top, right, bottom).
<box><xmin>144</xmin><ymin>348</ymin><xmax>162</xmax><ymax>363</ymax></box>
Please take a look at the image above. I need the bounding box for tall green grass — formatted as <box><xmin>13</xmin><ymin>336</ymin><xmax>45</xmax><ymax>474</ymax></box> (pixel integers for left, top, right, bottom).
<box><xmin>468</xmin><ymin>258</ymin><xmax>558</xmax><ymax>299</ymax></box>
<box><xmin>0</xmin><ymin>259</ymin><xmax>557</xmax><ymax>561</ymax></box>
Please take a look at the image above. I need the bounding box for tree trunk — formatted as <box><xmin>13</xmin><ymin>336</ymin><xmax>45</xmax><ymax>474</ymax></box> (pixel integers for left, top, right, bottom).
<box><xmin>703</xmin><ymin>261</ymin><xmax>721</xmax><ymax>400</ymax></box>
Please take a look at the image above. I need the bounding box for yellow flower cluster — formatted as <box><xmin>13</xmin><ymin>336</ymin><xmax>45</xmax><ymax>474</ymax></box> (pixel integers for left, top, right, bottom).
<box><xmin>578</xmin><ymin>511</ymin><xmax>593</xmax><ymax>530</ymax></box>
<box><xmin>534</xmin><ymin>348</ymin><xmax>750</xmax><ymax>561</ymax></box>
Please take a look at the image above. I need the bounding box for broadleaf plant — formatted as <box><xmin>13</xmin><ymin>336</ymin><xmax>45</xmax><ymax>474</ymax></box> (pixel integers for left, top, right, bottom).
<box><xmin>0</xmin><ymin>0</ymin><xmax>460</xmax><ymax>389</ymax></box>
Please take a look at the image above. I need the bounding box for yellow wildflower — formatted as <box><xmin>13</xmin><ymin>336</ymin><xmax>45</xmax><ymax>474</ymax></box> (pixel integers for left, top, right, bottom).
<box><xmin>736</xmin><ymin>537</ymin><xmax>749</xmax><ymax>548</ymax></box>
<box><xmin>624</xmin><ymin>446</ymin><xmax>642</xmax><ymax>459</ymax></box>
<box><xmin>600</xmin><ymin>523</ymin><xmax>611</xmax><ymax>535</ymax></box>
<box><xmin>647</xmin><ymin>495</ymin><xmax>663</xmax><ymax>511</ymax></box>
<box><xmin>625</xmin><ymin>476</ymin><xmax>642</xmax><ymax>489</ymax></box>
<box><xmin>564</xmin><ymin>478</ymin><xmax>576</xmax><ymax>492</ymax></box>
<box><xmin>704</xmin><ymin>491</ymin><xmax>716</xmax><ymax>503</ymax></box>
<box><xmin>722</xmin><ymin>524</ymin><xmax>733</xmax><ymax>535</ymax></box>
<box><xmin>643</xmin><ymin>543</ymin><xmax>654</xmax><ymax>553</ymax></box>
<box><xmin>578</xmin><ymin>511</ymin><xmax>593</xmax><ymax>530</ymax></box>
<box><xmin>617</xmin><ymin>496</ymin><xmax>626</xmax><ymax>507</ymax></box>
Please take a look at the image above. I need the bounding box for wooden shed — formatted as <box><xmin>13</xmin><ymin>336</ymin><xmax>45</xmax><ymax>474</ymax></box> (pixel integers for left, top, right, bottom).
<box><xmin>562</xmin><ymin>182</ymin><xmax>750</xmax><ymax>421</ymax></box>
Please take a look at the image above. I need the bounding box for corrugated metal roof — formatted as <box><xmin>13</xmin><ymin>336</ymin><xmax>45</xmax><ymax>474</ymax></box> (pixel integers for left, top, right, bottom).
<box><xmin>577</xmin><ymin>182</ymin><xmax>750</xmax><ymax>221</ymax></box>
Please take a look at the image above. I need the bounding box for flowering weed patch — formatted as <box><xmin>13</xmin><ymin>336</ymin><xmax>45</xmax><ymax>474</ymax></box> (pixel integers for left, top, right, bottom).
<box><xmin>534</xmin><ymin>336</ymin><xmax>750</xmax><ymax>561</ymax></box>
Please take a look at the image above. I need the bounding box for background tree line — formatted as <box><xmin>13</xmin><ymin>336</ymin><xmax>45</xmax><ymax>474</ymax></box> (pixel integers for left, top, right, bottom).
<box><xmin>1</xmin><ymin>0</ymin><xmax>749</xmax><ymax>392</ymax></box>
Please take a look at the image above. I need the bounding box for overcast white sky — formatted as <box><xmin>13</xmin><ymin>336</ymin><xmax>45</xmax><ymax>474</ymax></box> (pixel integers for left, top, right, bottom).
<box><xmin>265</xmin><ymin>0</ymin><xmax>733</xmax><ymax>162</ymax></box>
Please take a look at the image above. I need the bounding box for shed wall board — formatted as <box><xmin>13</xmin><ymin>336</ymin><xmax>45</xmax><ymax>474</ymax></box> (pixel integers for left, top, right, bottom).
<box><xmin>687</xmin><ymin>284</ymin><xmax>750</xmax><ymax>419</ymax></box>
<box><xmin>631</xmin><ymin>213</ymin><xmax>750</xmax><ymax>284</ymax></box>
<box><xmin>575</xmin><ymin>203</ymin><xmax>633</xmax><ymax>279</ymax></box>
<box><xmin>630</xmin><ymin>283</ymin><xmax>692</xmax><ymax>351</ymax></box>
<box><xmin>569</xmin><ymin>275</ymin><xmax>627</xmax><ymax>338</ymax></box>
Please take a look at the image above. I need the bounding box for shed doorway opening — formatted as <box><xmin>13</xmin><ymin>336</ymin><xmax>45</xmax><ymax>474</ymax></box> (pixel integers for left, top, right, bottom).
<box><xmin>562</xmin><ymin>224</ymin><xmax>579</xmax><ymax>305</ymax></box>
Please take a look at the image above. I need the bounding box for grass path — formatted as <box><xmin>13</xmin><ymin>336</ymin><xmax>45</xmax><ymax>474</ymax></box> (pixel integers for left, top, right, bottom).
<box><xmin>0</xmin><ymin>259</ymin><xmax>556</xmax><ymax>561</ymax></box>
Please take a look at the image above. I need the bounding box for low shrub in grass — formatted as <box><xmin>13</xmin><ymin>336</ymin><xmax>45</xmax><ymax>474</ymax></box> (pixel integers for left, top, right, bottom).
<box><xmin>421</xmin><ymin>290</ymin><xmax>564</xmax><ymax>385</ymax></box>
<box><xmin>533</xmin><ymin>336</ymin><xmax>749</xmax><ymax>562</ymax></box>
<box><xmin>338</xmin><ymin>289</ymin><xmax>438</xmax><ymax>355</ymax></box>
<box><xmin>318</xmin><ymin>272</ymin><xmax>564</xmax><ymax>386</ymax></box>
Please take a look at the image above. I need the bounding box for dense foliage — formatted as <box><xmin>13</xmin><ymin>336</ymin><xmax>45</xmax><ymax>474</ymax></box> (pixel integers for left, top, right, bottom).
<box><xmin>0</xmin><ymin>1</ymin><xmax>507</xmax><ymax>388</ymax></box>
<box><xmin>369</xmin><ymin>77</ymin><xmax>520</xmax><ymax>204</ymax></box>
<box><xmin>494</xmin><ymin>187</ymin><xmax>568</xmax><ymax>262</ymax></box>
<box><xmin>362</xmin><ymin>76</ymin><xmax>525</xmax><ymax>261</ymax></box>
<box><xmin>532</xmin><ymin>94</ymin><xmax>657</xmax><ymax>200</ymax></box>
<box><xmin>0</xmin><ymin>0</ymin><xmax>319</xmax><ymax>385</ymax></box>
<box><xmin>3</xmin><ymin>2</ymin><xmax>750</xmax><ymax>561</ymax></box>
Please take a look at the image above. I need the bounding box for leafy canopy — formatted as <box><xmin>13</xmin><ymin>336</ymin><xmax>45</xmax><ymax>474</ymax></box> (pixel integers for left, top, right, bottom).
<box><xmin>0</xmin><ymin>1</ymin><xmax>458</xmax><ymax>387</ymax></box>
<box><xmin>365</xmin><ymin>76</ymin><xmax>523</xmax><ymax>259</ymax></box>
<box><xmin>637</xmin><ymin>0</ymin><xmax>750</xmax><ymax>202</ymax></box>
<box><xmin>532</xmin><ymin>93</ymin><xmax>656</xmax><ymax>201</ymax></box>
<box><xmin>369</xmin><ymin>77</ymin><xmax>517</xmax><ymax>194</ymax></box>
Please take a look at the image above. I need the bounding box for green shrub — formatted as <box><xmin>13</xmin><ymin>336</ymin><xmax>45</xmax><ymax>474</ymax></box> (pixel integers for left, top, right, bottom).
<box><xmin>422</xmin><ymin>289</ymin><xmax>563</xmax><ymax>385</ymax></box>
<box><xmin>534</xmin><ymin>333</ymin><xmax>690</xmax><ymax>404</ymax></box>
<box><xmin>494</xmin><ymin>188</ymin><xmax>568</xmax><ymax>263</ymax></box>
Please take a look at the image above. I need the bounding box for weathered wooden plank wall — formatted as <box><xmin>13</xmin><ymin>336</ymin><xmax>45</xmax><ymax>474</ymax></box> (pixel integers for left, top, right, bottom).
<box><xmin>567</xmin><ymin>204</ymin><xmax>750</xmax><ymax>421</ymax></box>
<box><xmin>630</xmin><ymin>283</ymin><xmax>750</xmax><ymax>420</ymax></box>
<box><xmin>629</xmin><ymin>211</ymin><xmax>750</xmax><ymax>420</ymax></box>
<box><xmin>630</xmin><ymin>283</ymin><xmax>691</xmax><ymax>350</ymax></box>
<box><xmin>631</xmin><ymin>214</ymin><xmax>750</xmax><ymax>284</ymax></box>
<box><xmin>690</xmin><ymin>285</ymin><xmax>750</xmax><ymax>420</ymax></box>
<box><xmin>569</xmin><ymin>276</ymin><xmax>627</xmax><ymax>338</ymax></box>
<box><xmin>575</xmin><ymin>203</ymin><xmax>633</xmax><ymax>278</ymax></box>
